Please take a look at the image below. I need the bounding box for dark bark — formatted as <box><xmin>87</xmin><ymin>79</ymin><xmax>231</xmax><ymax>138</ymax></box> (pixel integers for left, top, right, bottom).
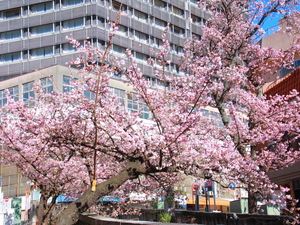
<box><xmin>54</xmin><ymin>160</ymin><xmax>147</xmax><ymax>225</ymax></box>
<box><xmin>248</xmin><ymin>190</ymin><xmax>258</xmax><ymax>214</ymax></box>
<box><xmin>37</xmin><ymin>191</ymin><xmax>58</xmax><ymax>225</ymax></box>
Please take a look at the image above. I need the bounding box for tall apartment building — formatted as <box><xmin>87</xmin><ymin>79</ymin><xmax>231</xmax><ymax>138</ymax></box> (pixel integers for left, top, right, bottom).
<box><xmin>0</xmin><ymin>0</ymin><xmax>208</xmax><ymax>82</ymax></box>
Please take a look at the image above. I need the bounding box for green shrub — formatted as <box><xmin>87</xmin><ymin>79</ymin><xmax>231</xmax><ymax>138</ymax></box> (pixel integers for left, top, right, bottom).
<box><xmin>159</xmin><ymin>212</ymin><xmax>172</xmax><ymax>223</ymax></box>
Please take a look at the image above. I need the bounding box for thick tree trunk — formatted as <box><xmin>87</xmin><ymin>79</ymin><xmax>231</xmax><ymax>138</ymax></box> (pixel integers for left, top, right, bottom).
<box><xmin>54</xmin><ymin>161</ymin><xmax>146</xmax><ymax>225</ymax></box>
<box><xmin>37</xmin><ymin>192</ymin><xmax>58</xmax><ymax>225</ymax></box>
<box><xmin>248</xmin><ymin>190</ymin><xmax>257</xmax><ymax>214</ymax></box>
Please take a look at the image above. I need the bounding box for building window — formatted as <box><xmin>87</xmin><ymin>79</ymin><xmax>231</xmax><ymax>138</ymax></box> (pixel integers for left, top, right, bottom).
<box><xmin>112</xmin><ymin>1</ymin><xmax>126</xmax><ymax>11</ymax></box>
<box><xmin>191</xmin><ymin>14</ymin><xmax>201</xmax><ymax>23</ymax></box>
<box><xmin>154</xmin><ymin>18</ymin><xmax>167</xmax><ymax>28</ymax></box>
<box><xmin>172</xmin><ymin>25</ymin><xmax>185</xmax><ymax>35</ymax></box>
<box><xmin>112</xmin><ymin>44</ymin><xmax>126</xmax><ymax>55</ymax></box>
<box><xmin>171</xmin><ymin>44</ymin><xmax>184</xmax><ymax>54</ymax></box>
<box><xmin>30</xmin><ymin>47</ymin><xmax>53</xmax><ymax>58</ymax></box>
<box><xmin>170</xmin><ymin>63</ymin><xmax>180</xmax><ymax>73</ymax></box>
<box><xmin>192</xmin><ymin>33</ymin><xmax>201</xmax><ymax>40</ymax></box>
<box><xmin>23</xmin><ymin>81</ymin><xmax>35</xmax><ymax>102</ymax></box>
<box><xmin>153</xmin><ymin>0</ymin><xmax>167</xmax><ymax>8</ymax></box>
<box><xmin>30</xmin><ymin>2</ymin><xmax>53</xmax><ymax>14</ymax></box>
<box><xmin>135</xmin><ymin>52</ymin><xmax>149</xmax><ymax>62</ymax></box>
<box><xmin>62</xmin><ymin>0</ymin><xmax>84</xmax><ymax>7</ymax></box>
<box><xmin>110</xmin><ymin>87</ymin><xmax>125</xmax><ymax>106</ymax></box>
<box><xmin>127</xmin><ymin>93</ymin><xmax>151</xmax><ymax>119</ymax></box>
<box><xmin>155</xmin><ymin>38</ymin><xmax>163</xmax><ymax>47</ymax></box>
<box><xmin>134</xmin><ymin>30</ymin><xmax>149</xmax><ymax>43</ymax></box>
<box><xmin>127</xmin><ymin>93</ymin><xmax>138</xmax><ymax>112</ymax></box>
<box><xmin>133</xmin><ymin>10</ymin><xmax>148</xmax><ymax>21</ymax></box>
<box><xmin>116</xmin><ymin>25</ymin><xmax>128</xmax><ymax>36</ymax></box>
<box><xmin>62</xmin><ymin>43</ymin><xmax>76</xmax><ymax>53</ymax></box>
<box><xmin>40</xmin><ymin>77</ymin><xmax>53</xmax><ymax>93</ymax></box>
<box><xmin>63</xmin><ymin>75</ymin><xmax>77</xmax><ymax>92</ymax></box>
<box><xmin>0</xmin><ymin>90</ymin><xmax>7</xmax><ymax>106</ymax></box>
<box><xmin>0</xmin><ymin>30</ymin><xmax>21</xmax><ymax>40</ymax></box>
<box><xmin>84</xmin><ymin>90</ymin><xmax>95</xmax><ymax>100</ymax></box>
<box><xmin>0</xmin><ymin>52</ymin><xmax>21</xmax><ymax>63</ymax></box>
<box><xmin>30</xmin><ymin>24</ymin><xmax>53</xmax><ymax>36</ymax></box>
<box><xmin>1</xmin><ymin>8</ymin><xmax>21</xmax><ymax>19</ymax></box>
<box><xmin>63</xmin><ymin>18</ymin><xmax>84</xmax><ymax>29</ymax></box>
<box><xmin>8</xmin><ymin>86</ymin><xmax>19</xmax><ymax>102</ymax></box>
<box><xmin>172</xmin><ymin>6</ymin><xmax>184</xmax><ymax>16</ymax></box>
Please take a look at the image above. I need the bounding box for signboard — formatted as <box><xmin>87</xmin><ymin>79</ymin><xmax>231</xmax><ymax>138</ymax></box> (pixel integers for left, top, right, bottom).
<box><xmin>229</xmin><ymin>183</ymin><xmax>237</xmax><ymax>191</ymax></box>
<box><xmin>12</xmin><ymin>198</ymin><xmax>21</xmax><ymax>225</ymax></box>
<box><xmin>204</xmin><ymin>180</ymin><xmax>212</xmax><ymax>187</ymax></box>
<box><xmin>205</xmin><ymin>180</ymin><xmax>213</xmax><ymax>192</ymax></box>
<box><xmin>192</xmin><ymin>183</ymin><xmax>199</xmax><ymax>191</ymax></box>
<box><xmin>4</xmin><ymin>198</ymin><xmax>9</xmax><ymax>203</ymax></box>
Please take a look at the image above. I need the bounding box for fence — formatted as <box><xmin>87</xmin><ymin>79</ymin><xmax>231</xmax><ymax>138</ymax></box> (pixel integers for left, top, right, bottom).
<box><xmin>77</xmin><ymin>209</ymin><xmax>293</xmax><ymax>225</ymax></box>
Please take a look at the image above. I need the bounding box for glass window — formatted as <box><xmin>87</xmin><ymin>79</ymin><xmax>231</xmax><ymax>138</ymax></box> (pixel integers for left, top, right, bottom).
<box><xmin>30</xmin><ymin>46</ymin><xmax>53</xmax><ymax>58</ymax></box>
<box><xmin>133</xmin><ymin>10</ymin><xmax>147</xmax><ymax>21</ymax></box>
<box><xmin>0</xmin><ymin>90</ymin><xmax>7</xmax><ymax>106</ymax></box>
<box><xmin>0</xmin><ymin>30</ymin><xmax>21</xmax><ymax>40</ymax></box>
<box><xmin>112</xmin><ymin>1</ymin><xmax>126</xmax><ymax>11</ymax></box>
<box><xmin>135</xmin><ymin>52</ymin><xmax>148</xmax><ymax>62</ymax></box>
<box><xmin>154</xmin><ymin>18</ymin><xmax>167</xmax><ymax>28</ymax></box>
<box><xmin>153</xmin><ymin>0</ymin><xmax>167</xmax><ymax>8</ymax></box>
<box><xmin>63</xmin><ymin>75</ymin><xmax>77</xmax><ymax>92</ymax></box>
<box><xmin>172</xmin><ymin>6</ymin><xmax>184</xmax><ymax>16</ymax></box>
<box><xmin>127</xmin><ymin>93</ymin><xmax>138</xmax><ymax>112</ymax></box>
<box><xmin>112</xmin><ymin>44</ymin><xmax>126</xmax><ymax>55</ymax></box>
<box><xmin>127</xmin><ymin>93</ymin><xmax>151</xmax><ymax>119</ymax></box>
<box><xmin>191</xmin><ymin>14</ymin><xmax>201</xmax><ymax>23</ymax></box>
<box><xmin>8</xmin><ymin>86</ymin><xmax>19</xmax><ymax>102</ymax></box>
<box><xmin>110</xmin><ymin>87</ymin><xmax>125</xmax><ymax>105</ymax></box>
<box><xmin>62</xmin><ymin>0</ymin><xmax>84</xmax><ymax>7</ymax></box>
<box><xmin>0</xmin><ymin>52</ymin><xmax>21</xmax><ymax>63</ymax></box>
<box><xmin>84</xmin><ymin>90</ymin><xmax>95</xmax><ymax>100</ymax></box>
<box><xmin>40</xmin><ymin>77</ymin><xmax>53</xmax><ymax>93</ymax></box>
<box><xmin>116</xmin><ymin>25</ymin><xmax>128</xmax><ymax>35</ymax></box>
<box><xmin>134</xmin><ymin>30</ymin><xmax>149</xmax><ymax>42</ymax></box>
<box><xmin>62</xmin><ymin>43</ymin><xmax>76</xmax><ymax>53</ymax></box>
<box><xmin>155</xmin><ymin>38</ymin><xmax>163</xmax><ymax>47</ymax></box>
<box><xmin>172</xmin><ymin>25</ymin><xmax>185</xmax><ymax>35</ymax></box>
<box><xmin>30</xmin><ymin>2</ymin><xmax>53</xmax><ymax>14</ymax></box>
<box><xmin>3</xmin><ymin>8</ymin><xmax>21</xmax><ymax>19</ymax></box>
<box><xmin>63</xmin><ymin>18</ymin><xmax>84</xmax><ymax>29</ymax></box>
<box><xmin>23</xmin><ymin>81</ymin><xmax>35</xmax><ymax>102</ymax></box>
<box><xmin>172</xmin><ymin>44</ymin><xmax>184</xmax><ymax>54</ymax></box>
<box><xmin>30</xmin><ymin>24</ymin><xmax>53</xmax><ymax>36</ymax></box>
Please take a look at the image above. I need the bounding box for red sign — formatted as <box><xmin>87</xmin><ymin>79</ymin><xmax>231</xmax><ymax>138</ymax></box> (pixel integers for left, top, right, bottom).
<box><xmin>192</xmin><ymin>183</ymin><xmax>199</xmax><ymax>191</ymax></box>
<box><xmin>204</xmin><ymin>180</ymin><xmax>212</xmax><ymax>187</ymax></box>
<box><xmin>192</xmin><ymin>190</ymin><xmax>198</xmax><ymax>195</ymax></box>
<box><xmin>4</xmin><ymin>197</ymin><xmax>9</xmax><ymax>202</ymax></box>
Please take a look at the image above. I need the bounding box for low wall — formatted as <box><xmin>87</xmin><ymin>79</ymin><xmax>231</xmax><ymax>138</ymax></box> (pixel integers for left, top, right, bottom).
<box><xmin>77</xmin><ymin>209</ymin><xmax>293</xmax><ymax>225</ymax></box>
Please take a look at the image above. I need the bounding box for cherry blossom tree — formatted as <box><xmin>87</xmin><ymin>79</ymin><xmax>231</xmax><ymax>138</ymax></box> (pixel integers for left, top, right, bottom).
<box><xmin>0</xmin><ymin>0</ymin><xmax>300</xmax><ymax>224</ymax></box>
<box><xmin>182</xmin><ymin>0</ymin><xmax>300</xmax><ymax>213</ymax></box>
<box><xmin>0</xmin><ymin>24</ymin><xmax>231</xmax><ymax>224</ymax></box>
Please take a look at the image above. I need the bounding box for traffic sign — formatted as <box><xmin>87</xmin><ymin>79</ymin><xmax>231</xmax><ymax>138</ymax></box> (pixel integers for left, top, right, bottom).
<box><xmin>229</xmin><ymin>183</ymin><xmax>236</xmax><ymax>191</ymax></box>
<box><xmin>4</xmin><ymin>197</ymin><xmax>9</xmax><ymax>203</ymax></box>
<box><xmin>192</xmin><ymin>190</ymin><xmax>198</xmax><ymax>195</ymax></box>
<box><xmin>192</xmin><ymin>183</ymin><xmax>199</xmax><ymax>191</ymax></box>
<box><xmin>204</xmin><ymin>180</ymin><xmax>212</xmax><ymax>187</ymax></box>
